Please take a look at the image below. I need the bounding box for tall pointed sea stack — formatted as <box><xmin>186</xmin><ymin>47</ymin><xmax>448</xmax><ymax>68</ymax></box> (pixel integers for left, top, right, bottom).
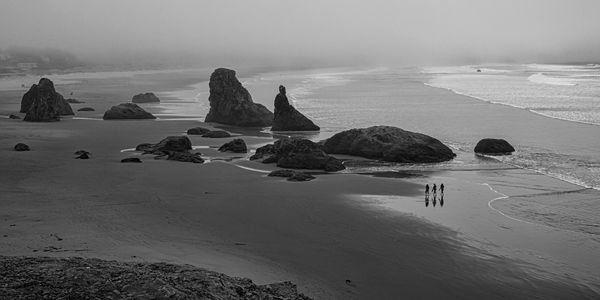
<box><xmin>271</xmin><ymin>85</ymin><xmax>319</xmax><ymax>131</ymax></box>
<box><xmin>205</xmin><ymin>68</ymin><xmax>273</xmax><ymax>127</ymax></box>
<box><xmin>22</xmin><ymin>78</ymin><xmax>74</xmax><ymax>122</ymax></box>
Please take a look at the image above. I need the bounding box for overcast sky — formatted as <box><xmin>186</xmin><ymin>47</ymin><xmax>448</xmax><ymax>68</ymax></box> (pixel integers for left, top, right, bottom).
<box><xmin>1</xmin><ymin>0</ymin><xmax>599</xmax><ymax>66</ymax></box>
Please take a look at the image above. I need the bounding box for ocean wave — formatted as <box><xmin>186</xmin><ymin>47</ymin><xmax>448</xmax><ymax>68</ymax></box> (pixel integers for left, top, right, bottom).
<box><xmin>527</xmin><ymin>73</ymin><xmax>577</xmax><ymax>86</ymax></box>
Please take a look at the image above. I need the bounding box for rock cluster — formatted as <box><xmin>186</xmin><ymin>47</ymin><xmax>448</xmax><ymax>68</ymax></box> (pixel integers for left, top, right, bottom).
<box><xmin>272</xmin><ymin>85</ymin><xmax>319</xmax><ymax>131</ymax></box>
<box><xmin>135</xmin><ymin>136</ymin><xmax>203</xmax><ymax>163</ymax></box>
<box><xmin>202</xmin><ymin>130</ymin><xmax>231</xmax><ymax>138</ymax></box>
<box><xmin>132</xmin><ymin>92</ymin><xmax>160</xmax><ymax>103</ymax></box>
<box><xmin>218</xmin><ymin>139</ymin><xmax>247</xmax><ymax>153</ymax></box>
<box><xmin>187</xmin><ymin>127</ymin><xmax>211</xmax><ymax>135</ymax></box>
<box><xmin>205</xmin><ymin>68</ymin><xmax>273</xmax><ymax>127</ymax></box>
<box><xmin>323</xmin><ymin>126</ymin><xmax>456</xmax><ymax>163</ymax></box>
<box><xmin>268</xmin><ymin>169</ymin><xmax>316</xmax><ymax>182</ymax></box>
<box><xmin>474</xmin><ymin>138</ymin><xmax>515</xmax><ymax>155</ymax></box>
<box><xmin>21</xmin><ymin>78</ymin><xmax>74</xmax><ymax>122</ymax></box>
<box><xmin>0</xmin><ymin>256</ymin><xmax>311</xmax><ymax>300</ymax></box>
<box><xmin>9</xmin><ymin>114</ymin><xmax>20</xmax><ymax>119</ymax></box>
<box><xmin>103</xmin><ymin>103</ymin><xmax>156</xmax><ymax>120</ymax></box>
<box><xmin>251</xmin><ymin>137</ymin><xmax>345</xmax><ymax>172</ymax></box>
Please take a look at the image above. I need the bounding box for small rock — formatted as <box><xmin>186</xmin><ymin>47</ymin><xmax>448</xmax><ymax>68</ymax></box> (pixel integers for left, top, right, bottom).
<box><xmin>74</xmin><ymin>150</ymin><xmax>90</xmax><ymax>156</ymax></box>
<box><xmin>165</xmin><ymin>151</ymin><xmax>204</xmax><ymax>163</ymax></box>
<box><xmin>186</xmin><ymin>127</ymin><xmax>211</xmax><ymax>135</ymax></box>
<box><xmin>218</xmin><ymin>139</ymin><xmax>247</xmax><ymax>153</ymax></box>
<box><xmin>121</xmin><ymin>157</ymin><xmax>142</xmax><ymax>163</ymax></box>
<box><xmin>9</xmin><ymin>114</ymin><xmax>20</xmax><ymax>119</ymax></box>
<box><xmin>77</xmin><ymin>107</ymin><xmax>95</xmax><ymax>111</ymax></box>
<box><xmin>66</xmin><ymin>98</ymin><xmax>85</xmax><ymax>103</ymax></box>
<box><xmin>14</xmin><ymin>143</ymin><xmax>30</xmax><ymax>151</ymax></box>
<box><xmin>474</xmin><ymin>138</ymin><xmax>515</xmax><ymax>155</ymax></box>
<box><xmin>202</xmin><ymin>130</ymin><xmax>231</xmax><ymax>138</ymax></box>
<box><xmin>76</xmin><ymin>153</ymin><xmax>90</xmax><ymax>159</ymax></box>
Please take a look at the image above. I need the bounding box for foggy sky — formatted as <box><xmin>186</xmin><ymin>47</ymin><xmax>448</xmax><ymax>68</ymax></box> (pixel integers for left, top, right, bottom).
<box><xmin>1</xmin><ymin>0</ymin><xmax>599</xmax><ymax>66</ymax></box>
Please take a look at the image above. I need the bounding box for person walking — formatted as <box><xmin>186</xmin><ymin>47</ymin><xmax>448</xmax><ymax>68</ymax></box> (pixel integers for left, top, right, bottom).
<box><xmin>432</xmin><ymin>184</ymin><xmax>437</xmax><ymax>195</ymax></box>
<box><xmin>425</xmin><ymin>184</ymin><xmax>430</xmax><ymax>196</ymax></box>
<box><xmin>440</xmin><ymin>183</ymin><xmax>445</xmax><ymax>195</ymax></box>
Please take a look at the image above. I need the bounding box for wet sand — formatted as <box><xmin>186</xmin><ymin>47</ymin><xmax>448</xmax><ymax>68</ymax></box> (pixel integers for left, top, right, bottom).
<box><xmin>1</xmin><ymin>70</ymin><xmax>599</xmax><ymax>299</ymax></box>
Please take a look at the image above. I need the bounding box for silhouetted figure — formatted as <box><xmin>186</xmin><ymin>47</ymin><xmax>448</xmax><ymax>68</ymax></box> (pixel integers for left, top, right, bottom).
<box><xmin>432</xmin><ymin>184</ymin><xmax>437</xmax><ymax>195</ymax></box>
<box><xmin>425</xmin><ymin>184</ymin><xmax>430</xmax><ymax>196</ymax></box>
<box><xmin>440</xmin><ymin>183</ymin><xmax>444</xmax><ymax>195</ymax></box>
<box><xmin>440</xmin><ymin>195</ymin><xmax>444</xmax><ymax>207</ymax></box>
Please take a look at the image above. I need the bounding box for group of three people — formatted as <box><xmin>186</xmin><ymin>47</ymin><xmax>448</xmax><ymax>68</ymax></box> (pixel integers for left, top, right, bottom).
<box><xmin>425</xmin><ymin>183</ymin><xmax>444</xmax><ymax>196</ymax></box>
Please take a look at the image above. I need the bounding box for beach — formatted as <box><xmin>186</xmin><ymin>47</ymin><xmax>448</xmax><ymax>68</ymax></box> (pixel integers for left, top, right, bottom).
<box><xmin>1</xmin><ymin>66</ymin><xmax>599</xmax><ymax>299</ymax></box>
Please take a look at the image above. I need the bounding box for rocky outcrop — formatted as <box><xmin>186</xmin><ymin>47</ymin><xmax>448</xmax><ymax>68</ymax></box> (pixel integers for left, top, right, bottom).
<box><xmin>272</xmin><ymin>85</ymin><xmax>319</xmax><ymax>131</ymax></box>
<box><xmin>102</xmin><ymin>103</ymin><xmax>156</xmax><ymax>120</ymax></box>
<box><xmin>21</xmin><ymin>78</ymin><xmax>74</xmax><ymax>122</ymax></box>
<box><xmin>14</xmin><ymin>143</ymin><xmax>30</xmax><ymax>151</ymax></box>
<box><xmin>77</xmin><ymin>107</ymin><xmax>95</xmax><ymax>111</ymax></box>
<box><xmin>323</xmin><ymin>126</ymin><xmax>456</xmax><ymax>163</ymax></box>
<box><xmin>9</xmin><ymin>114</ymin><xmax>20</xmax><ymax>119</ymax></box>
<box><xmin>218</xmin><ymin>139</ymin><xmax>247</xmax><ymax>153</ymax></box>
<box><xmin>121</xmin><ymin>157</ymin><xmax>142</xmax><ymax>163</ymax></box>
<box><xmin>205</xmin><ymin>68</ymin><xmax>273</xmax><ymax>127</ymax></box>
<box><xmin>251</xmin><ymin>137</ymin><xmax>345</xmax><ymax>171</ymax></box>
<box><xmin>145</xmin><ymin>136</ymin><xmax>192</xmax><ymax>154</ymax></box>
<box><xmin>132</xmin><ymin>92</ymin><xmax>160</xmax><ymax>103</ymax></box>
<box><xmin>268</xmin><ymin>169</ymin><xmax>316</xmax><ymax>181</ymax></box>
<box><xmin>186</xmin><ymin>127</ymin><xmax>211</xmax><ymax>135</ymax></box>
<box><xmin>474</xmin><ymin>138</ymin><xmax>515</xmax><ymax>155</ymax></box>
<box><xmin>163</xmin><ymin>151</ymin><xmax>204</xmax><ymax>163</ymax></box>
<box><xmin>202</xmin><ymin>130</ymin><xmax>231</xmax><ymax>138</ymax></box>
<box><xmin>0</xmin><ymin>256</ymin><xmax>311</xmax><ymax>300</ymax></box>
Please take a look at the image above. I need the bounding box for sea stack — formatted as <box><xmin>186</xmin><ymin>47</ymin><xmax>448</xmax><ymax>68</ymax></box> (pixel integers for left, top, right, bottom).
<box><xmin>474</xmin><ymin>138</ymin><xmax>515</xmax><ymax>155</ymax></box>
<box><xmin>323</xmin><ymin>126</ymin><xmax>456</xmax><ymax>163</ymax></box>
<box><xmin>271</xmin><ymin>85</ymin><xmax>319</xmax><ymax>131</ymax></box>
<box><xmin>21</xmin><ymin>78</ymin><xmax>74</xmax><ymax>122</ymax></box>
<box><xmin>132</xmin><ymin>92</ymin><xmax>160</xmax><ymax>103</ymax></box>
<box><xmin>204</xmin><ymin>68</ymin><xmax>273</xmax><ymax>127</ymax></box>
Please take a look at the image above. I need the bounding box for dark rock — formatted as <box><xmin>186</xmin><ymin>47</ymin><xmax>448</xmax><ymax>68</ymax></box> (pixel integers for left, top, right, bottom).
<box><xmin>121</xmin><ymin>157</ymin><xmax>142</xmax><ymax>163</ymax></box>
<box><xmin>202</xmin><ymin>130</ymin><xmax>231</xmax><ymax>138</ymax></box>
<box><xmin>21</xmin><ymin>78</ymin><xmax>74</xmax><ymax>122</ymax></box>
<box><xmin>474</xmin><ymin>138</ymin><xmax>515</xmax><ymax>155</ymax></box>
<box><xmin>272</xmin><ymin>85</ymin><xmax>319</xmax><ymax>131</ymax></box>
<box><xmin>323</xmin><ymin>126</ymin><xmax>456</xmax><ymax>163</ymax></box>
<box><xmin>102</xmin><ymin>103</ymin><xmax>156</xmax><ymax>120</ymax></box>
<box><xmin>135</xmin><ymin>143</ymin><xmax>154</xmax><ymax>152</ymax></box>
<box><xmin>186</xmin><ymin>127</ymin><xmax>211</xmax><ymax>135</ymax></box>
<box><xmin>66</xmin><ymin>98</ymin><xmax>84</xmax><ymax>103</ymax></box>
<box><xmin>77</xmin><ymin>107</ymin><xmax>95</xmax><ymax>111</ymax></box>
<box><xmin>165</xmin><ymin>151</ymin><xmax>204</xmax><ymax>163</ymax></box>
<box><xmin>14</xmin><ymin>143</ymin><xmax>30</xmax><ymax>151</ymax></box>
<box><xmin>256</xmin><ymin>137</ymin><xmax>345</xmax><ymax>171</ymax></box>
<box><xmin>132</xmin><ymin>92</ymin><xmax>160</xmax><ymax>103</ymax></box>
<box><xmin>268</xmin><ymin>169</ymin><xmax>316</xmax><ymax>181</ymax></box>
<box><xmin>250</xmin><ymin>144</ymin><xmax>276</xmax><ymax>160</ymax></box>
<box><xmin>74</xmin><ymin>150</ymin><xmax>90</xmax><ymax>156</ymax></box>
<box><xmin>218</xmin><ymin>139</ymin><xmax>247</xmax><ymax>153</ymax></box>
<box><xmin>75</xmin><ymin>153</ymin><xmax>90</xmax><ymax>159</ymax></box>
<box><xmin>9</xmin><ymin>114</ymin><xmax>20</xmax><ymax>119</ymax></box>
<box><xmin>205</xmin><ymin>68</ymin><xmax>274</xmax><ymax>127</ymax></box>
<box><xmin>152</xmin><ymin>136</ymin><xmax>192</xmax><ymax>153</ymax></box>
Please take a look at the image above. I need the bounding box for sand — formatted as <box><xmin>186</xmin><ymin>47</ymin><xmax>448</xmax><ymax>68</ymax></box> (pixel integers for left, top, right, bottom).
<box><xmin>1</xmin><ymin>69</ymin><xmax>599</xmax><ymax>299</ymax></box>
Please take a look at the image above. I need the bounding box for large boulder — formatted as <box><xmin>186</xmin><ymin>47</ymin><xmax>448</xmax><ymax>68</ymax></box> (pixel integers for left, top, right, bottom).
<box><xmin>103</xmin><ymin>103</ymin><xmax>156</xmax><ymax>120</ymax></box>
<box><xmin>474</xmin><ymin>138</ymin><xmax>515</xmax><ymax>155</ymax></box>
<box><xmin>271</xmin><ymin>85</ymin><xmax>319</xmax><ymax>131</ymax></box>
<box><xmin>323</xmin><ymin>126</ymin><xmax>456</xmax><ymax>163</ymax></box>
<box><xmin>218</xmin><ymin>139</ymin><xmax>247</xmax><ymax>153</ymax></box>
<box><xmin>21</xmin><ymin>78</ymin><xmax>74</xmax><ymax>122</ymax></box>
<box><xmin>202</xmin><ymin>130</ymin><xmax>231</xmax><ymax>138</ymax></box>
<box><xmin>253</xmin><ymin>137</ymin><xmax>345</xmax><ymax>171</ymax></box>
<box><xmin>205</xmin><ymin>68</ymin><xmax>273</xmax><ymax>127</ymax></box>
<box><xmin>132</xmin><ymin>92</ymin><xmax>160</xmax><ymax>103</ymax></box>
<box><xmin>147</xmin><ymin>136</ymin><xmax>192</xmax><ymax>154</ymax></box>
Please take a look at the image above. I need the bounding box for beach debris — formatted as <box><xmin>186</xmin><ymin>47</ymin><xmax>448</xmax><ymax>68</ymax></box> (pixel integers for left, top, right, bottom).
<box><xmin>14</xmin><ymin>143</ymin><xmax>30</xmax><ymax>151</ymax></box>
<box><xmin>102</xmin><ymin>103</ymin><xmax>156</xmax><ymax>120</ymax></box>
<box><xmin>202</xmin><ymin>130</ymin><xmax>231</xmax><ymax>138</ymax></box>
<box><xmin>0</xmin><ymin>256</ymin><xmax>311</xmax><ymax>299</ymax></box>
<box><xmin>9</xmin><ymin>114</ymin><xmax>21</xmax><ymax>119</ymax></box>
<box><xmin>268</xmin><ymin>169</ymin><xmax>316</xmax><ymax>181</ymax></box>
<box><xmin>272</xmin><ymin>85</ymin><xmax>320</xmax><ymax>131</ymax></box>
<box><xmin>132</xmin><ymin>92</ymin><xmax>160</xmax><ymax>103</ymax></box>
<box><xmin>66</xmin><ymin>98</ymin><xmax>84</xmax><ymax>103</ymax></box>
<box><xmin>323</xmin><ymin>125</ymin><xmax>456</xmax><ymax>163</ymax></box>
<box><xmin>218</xmin><ymin>138</ymin><xmax>247</xmax><ymax>153</ymax></box>
<box><xmin>474</xmin><ymin>138</ymin><xmax>515</xmax><ymax>155</ymax></box>
<box><xmin>21</xmin><ymin>78</ymin><xmax>74</xmax><ymax>122</ymax></box>
<box><xmin>186</xmin><ymin>126</ymin><xmax>211</xmax><ymax>135</ymax></box>
<box><xmin>253</xmin><ymin>137</ymin><xmax>345</xmax><ymax>172</ymax></box>
<box><xmin>121</xmin><ymin>157</ymin><xmax>142</xmax><ymax>163</ymax></box>
<box><xmin>205</xmin><ymin>68</ymin><xmax>273</xmax><ymax>126</ymax></box>
<box><xmin>77</xmin><ymin>107</ymin><xmax>95</xmax><ymax>111</ymax></box>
